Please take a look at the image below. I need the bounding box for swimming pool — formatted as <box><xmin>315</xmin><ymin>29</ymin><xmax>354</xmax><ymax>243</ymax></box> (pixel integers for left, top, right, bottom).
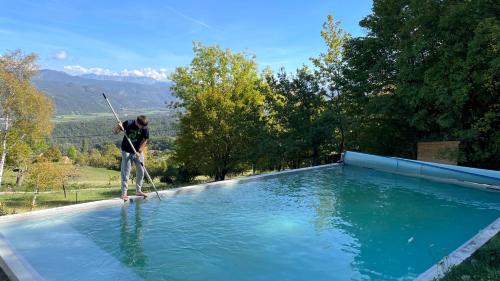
<box><xmin>1</xmin><ymin>164</ymin><xmax>500</xmax><ymax>280</ymax></box>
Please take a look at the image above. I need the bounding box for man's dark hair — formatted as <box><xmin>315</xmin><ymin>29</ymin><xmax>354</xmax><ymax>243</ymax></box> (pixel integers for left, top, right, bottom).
<box><xmin>136</xmin><ymin>115</ymin><xmax>149</xmax><ymax>126</ymax></box>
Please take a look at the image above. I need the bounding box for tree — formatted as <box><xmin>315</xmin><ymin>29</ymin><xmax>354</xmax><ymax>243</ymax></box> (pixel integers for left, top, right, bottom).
<box><xmin>100</xmin><ymin>143</ymin><xmax>121</xmax><ymax>170</ymax></box>
<box><xmin>42</xmin><ymin>145</ymin><xmax>63</xmax><ymax>162</ymax></box>
<box><xmin>67</xmin><ymin>145</ymin><xmax>78</xmax><ymax>161</ymax></box>
<box><xmin>0</xmin><ymin>50</ymin><xmax>54</xmax><ymax>187</ymax></box>
<box><xmin>7</xmin><ymin>141</ymin><xmax>32</xmax><ymax>187</ymax></box>
<box><xmin>339</xmin><ymin>1</ymin><xmax>416</xmax><ymax>158</ymax></box>
<box><xmin>88</xmin><ymin>148</ymin><xmax>103</xmax><ymax>168</ymax></box>
<box><xmin>459</xmin><ymin>18</ymin><xmax>500</xmax><ymax>168</ymax></box>
<box><xmin>311</xmin><ymin>15</ymin><xmax>351</xmax><ymax>155</ymax></box>
<box><xmin>171</xmin><ymin>43</ymin><xmax>265</xmax><ymax>181</ymax></box>
<box><xmin>81</xmin><ymin>138</ymin><xmax>91</xmax><ymax>153</ymax></box>
<box><xmin>265</xmin><ymin>67</ymin><xmax>326</xmax><ymax>167</ymax></box>
<box><xmin>143</xmin><ymin>149</ymin><xmax>168</xmax><ymax>179</ymax></box>
<box><xmin>340</xmin><ymin>0</ymin><xmax>499</xmax><ymax>167</ymax></box>
<box><xmin>27</xmin><ymin>160</ymin><xmax>76</xmax><ymax>209</ymax></box>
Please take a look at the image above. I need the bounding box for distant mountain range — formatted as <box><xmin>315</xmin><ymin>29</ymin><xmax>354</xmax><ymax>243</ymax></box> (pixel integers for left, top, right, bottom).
<box><xmin>80</xmin><ymin>73</ymin><xmax>164</xmax><ymax>85</ymax></box>
<box><xmin>32</xmin><ymin>70</ymin><xmax>175</xmax><ymax>115</ymax></box>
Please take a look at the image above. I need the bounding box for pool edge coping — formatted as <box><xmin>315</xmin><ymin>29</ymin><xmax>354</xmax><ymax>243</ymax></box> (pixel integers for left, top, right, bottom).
<box><xmin>414</xmin><ymin>217</ymin><xmax>500</xmax><ymax>281</ymax></box>
<box><xmin>0</xmin><ymin>234</ymin><xmax>44</xmax><ymax>281</ymax></box>
<box><xmin>0</xmin><ymin>163</ymin><xmax>340</xmax><ymax>280</ymax></box>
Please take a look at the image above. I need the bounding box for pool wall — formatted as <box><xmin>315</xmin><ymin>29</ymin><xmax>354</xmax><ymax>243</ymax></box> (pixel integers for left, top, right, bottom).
<box><xmin>343</xmin><ymin>151</ymin><xmax>500</xmax><ymax>189</ymax></box>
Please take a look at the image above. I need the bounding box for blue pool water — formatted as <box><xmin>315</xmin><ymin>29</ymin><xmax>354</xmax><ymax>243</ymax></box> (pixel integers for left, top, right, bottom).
<box><xmin>1</xmin><ymin>165</ymin><xmax>500</xmax><ymax>280</ymax></box>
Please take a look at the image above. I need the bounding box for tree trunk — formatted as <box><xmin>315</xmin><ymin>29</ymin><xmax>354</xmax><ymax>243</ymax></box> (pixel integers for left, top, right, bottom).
<box><xmin>0</xmin><ymin>116</ymin><xmax>9</xmax><ymax>189</ymax></box>
<box><xmin>312</xmin><ymin>145</ymin><xmax>320</xmax><ymax>166</ymax></box>
<box><xmin>215</xmin><ymin>173</ymin><xmax>225</xmax><ymax>181</ymax></box>
<box><xmin>63</xmin><ymin>183</ymin><xmax>67</xmax><ymax>199</ymax></box>
<box><xmin>31</xmin><ymin>188</ymin><xmax>39</xmax><ymax>211</ymax></box>
<box><xmin>339</xmin><ymin>126</ymin><xmax>345</xmax><ymax>154</ymax></box>
<box><xmin>31</xmin><ymin>175</ymin><xmax>40</xmax><ymax>210</ymax></box>
<box><xmin>214</xmin><ymin>167</ymin><xmax>227</xmax><ymax>181</ymax></box>
<box><xmin>16</xmin><ymin>168</ymin><xmax>26</xmax><ymax>187</ymax></box>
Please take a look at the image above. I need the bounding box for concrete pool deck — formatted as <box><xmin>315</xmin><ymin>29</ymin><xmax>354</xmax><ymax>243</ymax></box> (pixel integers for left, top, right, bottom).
<box><xmin>0</xmin><ymin>159</ymin><xmax>499</xmax><ymax>281</ymax></box>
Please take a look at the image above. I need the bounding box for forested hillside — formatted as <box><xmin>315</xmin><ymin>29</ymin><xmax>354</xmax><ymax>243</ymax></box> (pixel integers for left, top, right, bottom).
<box><xmin>51</xmin><ymin>113</ymin><xmax>177</xmax><ymax>151</ymax></box>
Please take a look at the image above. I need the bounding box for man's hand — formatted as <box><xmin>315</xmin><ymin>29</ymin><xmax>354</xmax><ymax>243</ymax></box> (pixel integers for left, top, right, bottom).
<box><xmin>135</xmin><ymin>151</ymin><xmax>142</xmax><ymax>159</ymax></box>
<box><xmin>113</xmin><ymin>122</ymin><xmax>124</xmax><ymax>134</ymax></box>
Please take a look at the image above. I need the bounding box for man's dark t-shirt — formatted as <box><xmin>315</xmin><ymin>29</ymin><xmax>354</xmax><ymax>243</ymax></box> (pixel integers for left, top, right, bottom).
<box><xmin>121</xmin><ymin>120</ymin><xmax>149</xmax><ymax>153</ymax></box>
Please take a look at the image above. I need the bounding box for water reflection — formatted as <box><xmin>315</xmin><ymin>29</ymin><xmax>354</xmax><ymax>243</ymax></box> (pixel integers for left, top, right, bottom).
<box><xmin>257</xmin><ymin>166</ymin><xmax>500</xmax><ymax>279</ymax></box>
<box><xmin>120</xmin><ymin>201</ymin><xmax>148</xmax><ymax>270</ymax></box>
<box><xmin>314</xmin><ymin>166</ymin><xmax>500</xmax><ymax>280</ymax></box>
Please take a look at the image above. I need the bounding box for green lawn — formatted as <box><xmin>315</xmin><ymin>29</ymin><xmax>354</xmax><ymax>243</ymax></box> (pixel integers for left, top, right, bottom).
<box><xmin>0</xmin><ymin>166</ymin><xmax>120</xmax><ymax>192</ymax></box>
<box><xmin>0</xmin><ymin>164</ymin><xmax>237</xmax><ymax>215</ymax></box>
<box><xmin>52</xmin><ymin>112</ymin><xmax>115</xmax><ymax>123</ymax></box>
<box><xmin>68</xmin><ymin>166</ymin><xmax>121</xmax><ymax>187</ymax></box>
<box><xmin>0</xmin><ymin>188</ymin><xmax>121</xmax><ymax>213</ymax></box>
<box><xmin>52</xmin><ymin>110</ymin><xmax>172</xmax><ymax>123</ymax></box>
<box><xmin>439</xmin><ymin>233</ymin><xmax>500</xmax><ymax>281</ymax></box>
<box><xmin>0</xmin><ymin>166</ymin><xmax>166</xmax><ymax>214</ymax></box>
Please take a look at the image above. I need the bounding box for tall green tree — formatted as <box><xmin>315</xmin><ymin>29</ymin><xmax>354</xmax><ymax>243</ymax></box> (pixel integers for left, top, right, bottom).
<box><xmin>67</xmin><ymin>145</ymin><xmax>78</xmax><ymax>161</ymax></box>
<box><xmin>311</xmin><ymin>15</ymin><xmax>351</xmax><ymax>154</ymax></box>
<box><xmin>170</xmin><ymin>43</ymin><xmax>265</xmax><ymax>180</ymax></box>
<box><xmin>0</xmin><ymin>50</ymin><xmax>54</xmax><ymax>187</ymax></box>
<box><xmin>341</xmin><ymin>0</ymin><xmax>499</xmax><ymax>167</ymax></box>
<box><xmin>265</xmin><ymin>66</ymin><xmax>327</xmax><ymax>167</ymax></box>
<box><xmin>340</xmin><ymin>0</ymin><xmax>417</xmax><ymax>157</ymax></box>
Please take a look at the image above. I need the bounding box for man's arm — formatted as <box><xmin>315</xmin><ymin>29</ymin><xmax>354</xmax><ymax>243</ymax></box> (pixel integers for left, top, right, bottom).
<box><xmin>137</xmin><ymin>139</ymin><xmax>148</xmax><ymax>156</ymax></box>
<box><xmin>137</xmin><ymin>126</ymin><xmax>150</xmax><ymax>155</ymax></box>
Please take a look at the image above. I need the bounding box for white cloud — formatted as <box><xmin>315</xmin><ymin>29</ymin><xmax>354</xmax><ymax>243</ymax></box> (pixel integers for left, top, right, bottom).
<box><xmin>50</xmin><ymin>50</ymin><xmax>68</xmax><ymax>60</ymax></box>
<box><xmin>63</xmin><ymin>65</ymin><xmax>171</xmax><ymax>81</ymax></box>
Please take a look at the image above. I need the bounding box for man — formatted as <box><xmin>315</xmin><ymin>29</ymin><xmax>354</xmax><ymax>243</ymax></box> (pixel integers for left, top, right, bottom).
<box><xmin>114</xmin><ymin>115</ymin><xmax>150</xmax><ymax>201</ymax></box>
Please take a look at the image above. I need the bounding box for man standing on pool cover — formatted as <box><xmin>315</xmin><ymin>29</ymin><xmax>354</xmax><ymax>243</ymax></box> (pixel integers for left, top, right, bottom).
<box><xmin>114</xmin><ymin>115</ymin><xmax>150</xmax><ymax>201</ymax></box>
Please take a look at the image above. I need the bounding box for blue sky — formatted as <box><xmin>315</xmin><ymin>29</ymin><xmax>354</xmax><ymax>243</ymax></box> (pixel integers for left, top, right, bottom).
<box><xmin>0</xmin><ymin>0</ymin><xmax>372</xmax><ymax>80</ymax></box>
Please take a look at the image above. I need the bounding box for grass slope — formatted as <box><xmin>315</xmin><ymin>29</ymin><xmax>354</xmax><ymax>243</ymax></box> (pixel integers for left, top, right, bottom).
<box><xmin>439</xmin><ymin>233</ymin><xmax>500</xmax><ymax>281</ymax></box>
<box><xmin>0</xmin><ymin>166</ymin><xmax>122</xmax><ymax>213</ymax></box>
